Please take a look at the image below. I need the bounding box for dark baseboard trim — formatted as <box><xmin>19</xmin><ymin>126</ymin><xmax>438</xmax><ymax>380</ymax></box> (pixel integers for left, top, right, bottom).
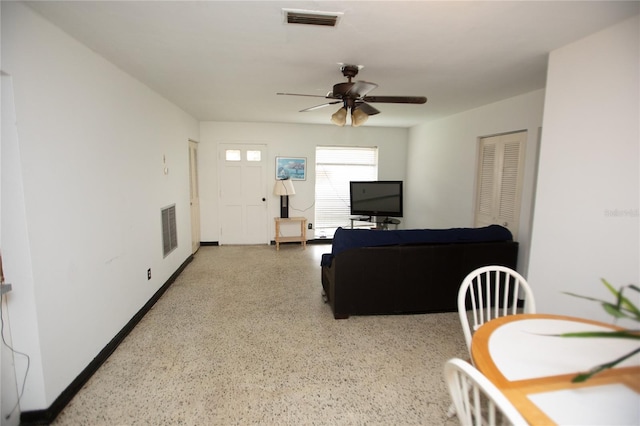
<box><xmin>308</xmin><ymin>239</ymin><xmax>332</xmax><ymax>245</ymax></box>
<box><xmin>20</xmin><ymin>255</ymin><xmax>194</xmax><ymax>426</ymax></box>
<box><xmin>204</xmin><ymin>240</ymin><xmax>332</xmax><ymax>246</ymax></box>
<box><xmin>269</xmin><ymin>239</ymin><xmax>333</xmax><ymax>246</ymax></box>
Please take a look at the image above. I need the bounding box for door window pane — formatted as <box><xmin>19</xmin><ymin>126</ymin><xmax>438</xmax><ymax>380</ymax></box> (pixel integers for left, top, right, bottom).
<box><xmin>225</xmin><ymin>150</ymin><xmax>241</xmax><ymax>161</ymax></box>
<box><xmin>246</xmin><ymin>150</ymin><xmax>261</xmax><ymax>161</ymax></box>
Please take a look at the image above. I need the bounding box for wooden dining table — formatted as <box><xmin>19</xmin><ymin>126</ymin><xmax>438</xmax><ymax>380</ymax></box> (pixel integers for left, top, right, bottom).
<box><xmin>471</xmin><ymin>313</ymin><xmax>640</xmax><ymax>425</ymax></box>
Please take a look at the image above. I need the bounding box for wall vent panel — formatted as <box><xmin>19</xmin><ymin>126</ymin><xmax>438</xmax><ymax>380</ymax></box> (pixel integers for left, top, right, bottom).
<box><xmin>161</xmin><ymin>204</ymin><xmax>177</xmax><ymax>257</ymax></box>
<box><xmin>283</xmin><ymin>9</ymin><xmax>342</xmax><ymax>27</ymax></box>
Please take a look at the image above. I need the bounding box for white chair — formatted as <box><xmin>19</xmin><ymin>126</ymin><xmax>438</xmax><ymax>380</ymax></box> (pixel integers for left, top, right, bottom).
<box><xmin>458</xmin><ymin>265</ymin><xmax>535</xmax><ymax>356</ymax></box>
<box><xmin>444</xmin><ymin>358</ymin><xmax>528</xmax><ymax>426</ymax></box>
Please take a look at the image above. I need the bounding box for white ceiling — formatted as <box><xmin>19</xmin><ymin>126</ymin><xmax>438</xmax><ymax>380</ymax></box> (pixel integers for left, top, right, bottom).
<box><xmin>25</xmin><ymin>1</ymin><xmax>639</xmax><ymax>128</ymax></box>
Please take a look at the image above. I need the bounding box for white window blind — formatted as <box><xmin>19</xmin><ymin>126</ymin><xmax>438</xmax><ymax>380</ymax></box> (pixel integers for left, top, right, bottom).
<box><xmin>315</xmin><ymin>146</ymin><xmax>378</xmax><ymax>232</ymax></box>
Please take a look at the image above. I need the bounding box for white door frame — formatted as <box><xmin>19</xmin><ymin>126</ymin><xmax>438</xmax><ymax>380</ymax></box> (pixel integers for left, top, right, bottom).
<box><xmin>189</xmin><ymin>140</ymin><xmax>200</xmax><ymax>254</ymax></box>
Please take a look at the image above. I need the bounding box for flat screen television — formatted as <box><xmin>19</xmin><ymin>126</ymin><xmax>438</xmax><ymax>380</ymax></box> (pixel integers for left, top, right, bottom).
<box><xmin>350</xmin><ymin>181</ymin><xmax>403</xmax><ymax>218</ymax></box>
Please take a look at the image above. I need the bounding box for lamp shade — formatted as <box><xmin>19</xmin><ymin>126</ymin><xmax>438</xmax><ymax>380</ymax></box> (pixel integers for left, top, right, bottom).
<box><xmin>273</xmin><ymin>179</ymin><xmax>295</xmax><ymax>196</ymax></box>
<box><xmin>351</xmin><ymin>108</ymin><xmax>369</xmax><ymax>127</ymax></box>
<box><xmin>331</xmin><ymin>107</ymin><xmax>347</xmax><ymax>126</ymax></box>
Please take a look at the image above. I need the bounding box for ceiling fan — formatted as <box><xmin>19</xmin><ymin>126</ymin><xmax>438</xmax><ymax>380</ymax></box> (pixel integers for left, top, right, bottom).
<box><xmin>277</xmin><ymin>64</ymin><xmax>427</xmax><ymax>127</ymax></box>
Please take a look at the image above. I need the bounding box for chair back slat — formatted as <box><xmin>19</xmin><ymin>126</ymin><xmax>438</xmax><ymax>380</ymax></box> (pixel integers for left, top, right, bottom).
<box><xmin>445</xmin><ymin>358</ymin><xmax>528</xmax><ymax>426</ymax></box>
<box><xmin>458</xmin><ymin>265</ymin><xmax>536</xmax><ymax>356</ymax></box>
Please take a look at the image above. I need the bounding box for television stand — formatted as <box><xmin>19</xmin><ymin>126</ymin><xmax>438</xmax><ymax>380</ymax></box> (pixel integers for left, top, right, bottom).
<box><xmin>349</xmin><ymin>216</ymin><xmax>400</xmax><ymax>230</ymax></box>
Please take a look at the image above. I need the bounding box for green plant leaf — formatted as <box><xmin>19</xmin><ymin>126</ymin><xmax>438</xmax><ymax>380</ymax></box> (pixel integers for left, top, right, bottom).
<box><xmin>563</xmin><ymin>279</ymin><xmax>640</xmax><ymax>382</ymax></box>
<box><xmin>602</xmin><ymin>302</ymin><xmax>631</xmax><ymax>320</ymax></box>
<box><xmin>562</xmin><ymin>291</ymin><xmax>607</xmax><ymax>304</ymax></box>
<box><xmin>566</xmin><ymin>282</ymin><xmax>640</xmax><ymax>321</ymax></box>
<box><xmin>602</xmin><ymin>279</ymin><xmax>640</xmax><ymax>319</ymax></box>
<box><xmin>572</xmin><ymin>347</ymin><xmax>640</xmax><ymax>382</ymax></box>
<box><xmin>558</xmin><ymin>330</ymin><xmax>640</xmax><ymax>340</ymax></box>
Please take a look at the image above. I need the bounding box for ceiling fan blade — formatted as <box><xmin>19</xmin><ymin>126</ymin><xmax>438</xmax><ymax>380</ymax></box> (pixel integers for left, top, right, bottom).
<box><xmin>362</xmin><ymin>95</ymin><xmax>427</xmax><ymax>104</ymax></box>
<box><xmin>277</xmin><ymin>92</ymin><xmax>330</xmax><ymax>99</ymax></box>
<box><xmin>347</xmin><ymin>81</ymin><xmax>378</xmax><ymax>98</ymax></box>
<box><xmin>355</xmin><ymin>102</ymin><xmax>380</xmax><ymax>116</ymax></box>
<box><xmin>300</xmin><ymin>101</ymin><xmax>342</xmax><ymax>112</ymax></box>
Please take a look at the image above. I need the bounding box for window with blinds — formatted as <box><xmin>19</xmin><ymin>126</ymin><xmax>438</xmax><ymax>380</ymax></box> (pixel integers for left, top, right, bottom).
<box><xmin>315</xmin><ymin>146</ymin><xmax>378</xmax><ymax>236</ymax></box>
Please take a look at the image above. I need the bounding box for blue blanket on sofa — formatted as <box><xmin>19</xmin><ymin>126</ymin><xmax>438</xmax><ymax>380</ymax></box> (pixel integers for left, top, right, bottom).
<box><xmin>321</xmin><ymin>225</ymin><xmax>513</xmax><ymax>267</ymax></box>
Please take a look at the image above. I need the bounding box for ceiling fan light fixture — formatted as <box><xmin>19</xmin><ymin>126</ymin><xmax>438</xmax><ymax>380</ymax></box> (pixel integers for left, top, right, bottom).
<box><xmin>279</xmin><ymin>64</ymin><xmax>427</xmax><ymax>127</ymax></box>
<box><xmin>351</xmin><ymin>108</ymin><xmax>369</xmax><ymax>127</ymax></box>
<box><xmin>331</xmin><ymin>107</ymin><xmax>347</xmax><ymax>126</ymax></box>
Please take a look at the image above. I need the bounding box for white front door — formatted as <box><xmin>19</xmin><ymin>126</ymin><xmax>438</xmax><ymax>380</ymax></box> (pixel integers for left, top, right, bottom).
<box><xmin>218</xmin><ymin>144</ymin><xmax>269</xmax><ymax>245</ymax></box>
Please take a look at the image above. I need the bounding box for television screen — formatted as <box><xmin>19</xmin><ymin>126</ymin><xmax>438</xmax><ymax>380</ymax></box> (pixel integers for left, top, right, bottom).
<box><xmin>350</xmin><ymin>181</ymin><xmax>403</xmax><ymax>218</ymax></box>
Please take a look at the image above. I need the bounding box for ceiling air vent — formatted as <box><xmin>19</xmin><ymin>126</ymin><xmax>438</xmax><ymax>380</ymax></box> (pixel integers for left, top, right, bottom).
<box><xmin>283</xmin><ymin>9</ymin><xmax>343</xmax><ymax>27</ymax></box>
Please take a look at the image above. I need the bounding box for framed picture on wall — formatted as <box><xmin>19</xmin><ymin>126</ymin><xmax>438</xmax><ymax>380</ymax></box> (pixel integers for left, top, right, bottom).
<box><xmin>276</xmin><ymin>157</ymin><xmax>306</xmax><ymax>181</ymax></box>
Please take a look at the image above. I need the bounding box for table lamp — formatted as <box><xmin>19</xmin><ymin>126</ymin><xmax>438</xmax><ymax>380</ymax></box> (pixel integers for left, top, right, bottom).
<box><xmin>273</xmin><ymin>179</ymin><xmax>295</xmax><ymax>218</ymax></box>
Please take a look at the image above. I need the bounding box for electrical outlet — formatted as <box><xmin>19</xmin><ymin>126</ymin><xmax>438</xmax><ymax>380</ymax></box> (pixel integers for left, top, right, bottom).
<box><xmin>147</xmin><ymin>268</ymin><xmax>151</xmax><ymax>280</ymax></box>
<box><xmin>307</xmin><ymin>223</ymin><xmax>313</xmax><ymax>229</ymax></box>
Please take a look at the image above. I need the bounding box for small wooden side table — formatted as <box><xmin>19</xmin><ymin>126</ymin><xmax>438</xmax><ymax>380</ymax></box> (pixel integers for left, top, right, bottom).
<box><xmin>274</xmin><ymin>217</ymin><xmax>307</xmax><ymax>250</ymax></box>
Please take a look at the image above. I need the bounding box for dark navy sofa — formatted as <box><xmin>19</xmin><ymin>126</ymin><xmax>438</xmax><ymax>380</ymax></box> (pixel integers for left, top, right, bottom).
<box><xmin>321</xmin><ymin>225</ymin><xmax>518</xmax><ymax>319</ymax></box>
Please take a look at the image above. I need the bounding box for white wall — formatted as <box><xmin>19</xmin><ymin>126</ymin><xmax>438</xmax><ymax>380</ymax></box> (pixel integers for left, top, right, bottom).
<box><xmin>4</xmin><ymin>0</ymin><xmax>636</xmax><ymax>414</ymax></box>
<box><xmin>1</xmin><ymin>2</ymin><xmax>198</xmax><ymax>410</ymax></box>
<box><xmin>199</xmin><ymin>122</ymin><xmax>408</xmax><ymax>241</ymax></box>
<box><xmin>1</xmin><ymin>72</ymin><xmax>23</xmax><ymax>425</ymax></box>
<box><xmin>405</xmin><ymin>90</ymin><xmax>545</xmax><ymax>274</ymax></box>
<box><xmin>528</xmin><ymin>16</ymin><xmax>639</xmax><ymax>323</ymax></box>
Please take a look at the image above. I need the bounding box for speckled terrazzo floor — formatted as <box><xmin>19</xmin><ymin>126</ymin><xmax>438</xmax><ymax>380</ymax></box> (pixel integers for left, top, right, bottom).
<box><xmin>51</xmin><ymin>244</ymin><xmax>467</xmax><ymax>425</ymax></box>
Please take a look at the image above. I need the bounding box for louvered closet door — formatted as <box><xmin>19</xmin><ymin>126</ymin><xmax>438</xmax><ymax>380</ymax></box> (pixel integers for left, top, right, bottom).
<box><xmin>474</xmin><ymin>131</ymin><xmax>526</xmax><ymax>239</ymax></box>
